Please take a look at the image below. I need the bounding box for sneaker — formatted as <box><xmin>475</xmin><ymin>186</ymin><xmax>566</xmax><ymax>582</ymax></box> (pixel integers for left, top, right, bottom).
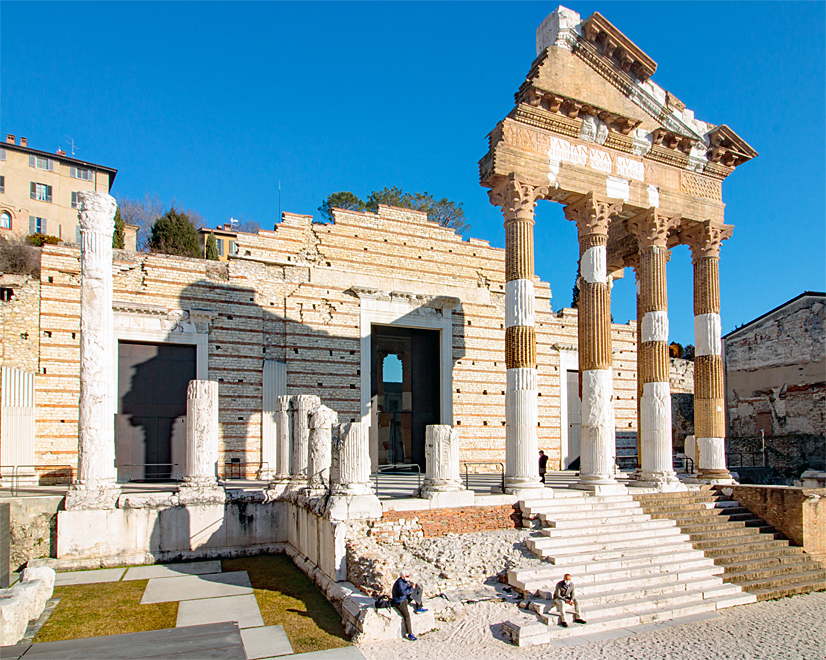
<box><xmin>406</xmin><ymin>633</ymin><xmax>417</xmax><ymax>641</ymax></box>
<box><xmin>558</xmin><ymin>621</ymin><xmax>568</xmax><ymax>627</ymax></box>
<box><xmin>414</xmin><ymin>607</ymin><xmax>428</xmax><ymax>614</ymax></box>
<box><xmin>574</xmin><ymin>618</ymin><xmax>587</xmax><ymax>624</ymax></box>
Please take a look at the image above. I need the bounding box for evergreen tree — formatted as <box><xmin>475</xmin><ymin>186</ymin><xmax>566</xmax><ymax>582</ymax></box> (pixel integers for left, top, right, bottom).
<box><xmin>113</xmin><ymin>208</ymin><xmax>125</xmax><ymax>249</ymax></box>
<box><xmin>317</xmin><ymin>192</ymin><xmax>366</xmax><ymax>222</ymax></box>
<box><xmin>149</xmin><ymin>207</ymin><xmax>200</xmax><ymax>258</ymax></box>
<box><xmin>205</xmin><ymin>231</ymin><xmax>219</xmax><ymax>260</ymax></box>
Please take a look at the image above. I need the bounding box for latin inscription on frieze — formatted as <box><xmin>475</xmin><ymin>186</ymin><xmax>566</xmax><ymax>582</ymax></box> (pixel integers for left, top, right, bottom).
<box><xmin>549</xmin><ymin>135</ymin><xmax>647</xmax><ymax>183</ymax></box>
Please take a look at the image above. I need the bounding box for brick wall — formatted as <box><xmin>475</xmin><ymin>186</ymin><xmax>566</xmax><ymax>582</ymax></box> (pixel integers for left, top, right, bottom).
<box><xmin>368</xmin><ymin>504</ymin><xmax>521</xmax><ymax>542</ymax></box>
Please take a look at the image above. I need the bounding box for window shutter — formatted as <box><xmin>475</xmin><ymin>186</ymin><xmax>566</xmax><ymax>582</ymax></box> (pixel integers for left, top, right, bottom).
<box><xmin>29</xmin><ymin>155</ymin><xmax>35</xmax><ymax>167</ymax></box>
<box><xmin>46</xmin><ymin>185</ymin><xmax>52</xmax><ymax>203</ymax></box>
<box><xmin>0</xmin><ymin>147</ymin><xmax>6</xmax><ymax>161</ymax></box>
<box><xmin>48</xmin><ymin>159</ymin><xmax>54</xmax><ymax>171</ymax></box>
<box><xmin>76</xmin><ymin>225</ymin><xmax>82</xmax><ymax>244</ymax></box>
<box><xmin>58</xmin><ymin>224</ymin><xmax>62</xmax><ymax>239</ymax></box>
<box><xmin>30</xmin><ymin>182</ymin><xmax>36</xmax><ymax>199</ymax></box>
<box><xmin>41</xmin><ymin>218</ymin><xmax>47</xmax><ymax>235</ymax></box>
<box><xmin>70</xmin><ymin>165</ymin><xmax>76</xmax><ymax>178</ymax></box>
<box><xmin>29</xmin><ymin>216</ymin><xmax>35</xmax><ymax>234</ymax></box>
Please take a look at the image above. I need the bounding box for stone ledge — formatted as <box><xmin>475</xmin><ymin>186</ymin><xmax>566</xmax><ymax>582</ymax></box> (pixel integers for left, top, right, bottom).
<box><xmin>0</xmin><ymin>566</ymin><xmax>55</xmax><ymax>646</ymax></box>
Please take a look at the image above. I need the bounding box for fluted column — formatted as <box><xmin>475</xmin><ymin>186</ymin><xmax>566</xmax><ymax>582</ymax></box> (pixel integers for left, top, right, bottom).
<box><xmin>273</xmin><ymin>395</ymin><xmax>292</xmax><ymax>482</ymax></box>
<box><xmin>564</xmin><ymin>192</ymin><xmax>623</xmax><ymax>490</ymax></box>
<box><xmin>489</xmin><ymin>175</ymin><xmax>548</xmax><ymax>494</ymax></box>
<box><xmin>307</xmin><ymin>404</ymin><xmax>337</xmax><ymax>494</ymax></box>
<box><xmin>290</xmin><ymin>394</ymin><xmax>319</xmax><ymax>487</ymax></box>
<box><xmin>178</xmin><ymin>380</ymin><xmax>225</xmax><ymax>504</ymax></box>
<box><xmin>65</xmin><ymin>192</ymin><xmax>120</xmax><ymax>510</ymax></box>
<box><xmin>327</xmin><ymin>422</ymin><xmax>382</xmax><ymax>521</ymax></box>
<box><xmin>685</xmin><ymin>220</ymin><xmax>734</xmax><ymax>483</ymax></box>
<box><xmin>627</xmin><ymin>209</ymin><xmax>680</xmax><ymax>487</ymax></box>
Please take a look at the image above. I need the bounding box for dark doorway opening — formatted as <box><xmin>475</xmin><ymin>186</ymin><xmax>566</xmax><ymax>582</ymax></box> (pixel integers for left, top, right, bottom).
<box><xmin>371</xmin><ymin>325</ymin><xmax>440</xmax><ymax>471</ymax></box>
<box><xmin>116</xmin><ymin>341</ymin><xmax>195</xmax><ymax>481</ymax></box>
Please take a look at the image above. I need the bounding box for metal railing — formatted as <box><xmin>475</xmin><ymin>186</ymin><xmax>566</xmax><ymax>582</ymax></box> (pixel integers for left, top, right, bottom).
<box><xmin>373</xmin><ymin>463</ymin><xmax>421</xmax><ymax>497</ymax></box>
<box><xmin>0</xmin><ymin>464</ymin><xmax>73</xmax><ymax>496</ymax></box>
<box><xmin>120</xmin><ymin>463</ymin><xmax>180</xmax><ymax>482</ymax></box>
<box><xmin>461</xmin><ymin>461</ymin><xmax>505</xmax><ymax>493</ymax></box>
<box><xmin>223</xmin><ymin>461</ymin><xmax>269</xmax><ymax>480</ymax></box>
<box><xmin>726</xmin><ymin>451</ymin><xmax>767</xmax><ymax>468</ymax></box>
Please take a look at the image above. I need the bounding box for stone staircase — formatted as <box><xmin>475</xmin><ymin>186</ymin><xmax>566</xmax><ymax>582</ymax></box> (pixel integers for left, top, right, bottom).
<box><xmin>631</xmin><ymin>489</ymin><xmax>826</xmax><ymax>601</ymax></box>
<box><xmin>508</xmin><ymin>490</ymin><xmax>755</xmax><ymax>640</ymax></box>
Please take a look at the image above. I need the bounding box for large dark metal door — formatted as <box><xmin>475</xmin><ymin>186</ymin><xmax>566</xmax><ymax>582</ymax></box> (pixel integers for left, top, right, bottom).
<box><xmin>116</xmin><ymin>341</ymin><xmax>195</xmax><ymax>481</ymax></box>
<box><xmin>410</xmin><ymin>329</ymin><xmax>440</xmax><ymax>470</ymax></box>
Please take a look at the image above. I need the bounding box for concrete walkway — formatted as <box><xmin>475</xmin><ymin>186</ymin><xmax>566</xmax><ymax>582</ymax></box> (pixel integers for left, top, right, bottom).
<box><xmin>50</xmin><ymin>562</ymin><xmax>365</xmax><ymax>660</ymax></box>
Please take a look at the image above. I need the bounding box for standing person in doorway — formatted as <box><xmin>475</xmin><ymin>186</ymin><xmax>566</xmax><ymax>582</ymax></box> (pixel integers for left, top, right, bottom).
<box><xmin>392</xmin><ymin>570</ymin><xmax>428</xmax><ymax>640</ymax></box>
<box><xmin>539</xmin><ymin>450</ymin><xmax>549</xmax><ymax>484</ymax></box>
<box><xmin>553</xmin><ymin>573</ymin><xmax>586</xmax><ymax>627</ymax></box>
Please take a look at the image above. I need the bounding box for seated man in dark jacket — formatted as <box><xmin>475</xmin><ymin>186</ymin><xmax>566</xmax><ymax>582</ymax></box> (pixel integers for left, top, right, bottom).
<box><xmin>553</xmin><ymin>573</ymin><xmax>586</xmax><ymax>627</ymax></box>
<box><xmin>391</xmin><ymin>570</ymin><xmax>427</xmax><ymax>640</ymax></box>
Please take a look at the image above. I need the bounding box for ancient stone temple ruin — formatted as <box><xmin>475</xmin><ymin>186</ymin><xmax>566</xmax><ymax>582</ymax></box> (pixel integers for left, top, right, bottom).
<box><xmin>0</xmin><ymin>4</ymin><xmax>823</xmax><ymax>649</ymax></box>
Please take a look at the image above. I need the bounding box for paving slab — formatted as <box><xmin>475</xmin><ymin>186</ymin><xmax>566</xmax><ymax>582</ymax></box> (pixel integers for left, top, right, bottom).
<box><xmin>123</xmin><ymin>561</ymin><xmax>222</xmax><ymax>581</ymax></box>
<box><xmin>141</xmin><ymin>571</ymin><xmax>252</xmax><ymax>604</ymax></box>
<box><xmin>240</xmin><ymin>625</ymin><xmax>293</xmax><ymax>659</ymax></box>
<box><xmin>284</xmin><ymin>648</ymin><xmax>365</xmax><ymax>660</ymax></box>
<box><xmin>55</xmin><ymin>568</ymin><xmax>125</xmax><ymax>586</ymax></box>
<box><xmin>176</xmin><ymin>594</ymin><xmax>264</xmax><ymax>629</ymax></box>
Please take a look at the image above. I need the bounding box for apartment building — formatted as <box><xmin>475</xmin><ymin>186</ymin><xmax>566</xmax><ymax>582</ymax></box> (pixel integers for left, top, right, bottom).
<box><xmin>0</xmin><ymin>133</ymin><xmax>117</xmax><ymax>242</ymax></box>
<box><xmin>198</xmin><ymin>224</ymin><xmax>238</xmax><ymax>261</ymax></box>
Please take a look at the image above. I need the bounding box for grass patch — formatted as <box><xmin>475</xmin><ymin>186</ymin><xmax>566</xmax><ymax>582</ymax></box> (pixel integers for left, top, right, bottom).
<box><xmin>33</xmin><ymin>579</ymin><xmax>178</xmax><ymax>643</ymax></box>
<box><xmin>223</xmin><ymin>555</ymin><xmax>349</xmax><ymax>654</ymax></box>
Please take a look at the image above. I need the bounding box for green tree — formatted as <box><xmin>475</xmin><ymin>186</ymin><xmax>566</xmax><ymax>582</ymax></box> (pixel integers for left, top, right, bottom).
<box><xmin>149</xmin><ymin>207</ymin><xmax>200</xmax><ymax>258</ymax></box>
<box><xmin>317</xmin><ymin>192</ymin><xmax>366</xmax><ymax>222</ymax></box>
<box><xmin>571</xmin><ymin>262</ymin><xmax>581</xmax><ymax>308</ymax></box>
<box><xmin>321</xmin><ymin>187</ymin><xmax>468</xmax><ymax>234</ymax></box>
<box><xmin>112</xmin><ymin>208</ymin><xmax>125</xmax><ymax>249</ymax></box>
<box><xmin>205</xmin><ymin>231</ymin><xmax>219</xmax><ymax>260</ymax></box>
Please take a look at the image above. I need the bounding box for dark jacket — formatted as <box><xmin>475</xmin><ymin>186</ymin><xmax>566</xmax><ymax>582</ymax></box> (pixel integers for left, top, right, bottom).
<box><xmin>554</xmin><ymin>579</ymin><xmax>575</xmax><ymax>601</ymax></box>
<box><xmin>392</xmin><ymin>577</ymin><xmax>415</xmax><ymax>606</ymax></box>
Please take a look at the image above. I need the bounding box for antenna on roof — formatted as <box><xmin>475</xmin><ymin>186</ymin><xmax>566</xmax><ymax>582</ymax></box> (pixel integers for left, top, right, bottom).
<box><xmin>278</xmin><ymin>180</ymin><xmax>282</xmax><ymax>226</ymax></box>
<box><xmin>64</xmin><ymin>136</ymin><xmax>78</xmax><ymax>157</ymax></box>
<box><xmin>229</xmin><ymin>217</ymin><xmax>239</xmax><ymax>229</ymax></box>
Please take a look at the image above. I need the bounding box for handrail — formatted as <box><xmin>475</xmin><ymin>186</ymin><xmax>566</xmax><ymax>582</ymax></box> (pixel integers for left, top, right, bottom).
<box><xmin>223</xmin><ymin>461</ymin><xmax>269</xmax><ymax>480</ymax></box>
<box><xmin>461</xmin><ymin>461</ymin><xmax>505</xmax><ymax>493</ymax></box>
<box><xmin>120</xmin><ymin>463</ymin><xmax>181</xmax><ymax>482</ymax></box>
<box><xmin>373</xmin><ymin>463</ymin><xmax>421</xmax><ymax>497</ymax></box>
<box><xmin>0</xmin><ymin>464</ymin><xmax>73</xmax><ymax>496</ymax></box>
<box><xmin>683</xmin><ymin>456</ymin><xmax>694</xmax><ymax>475</ymax></box>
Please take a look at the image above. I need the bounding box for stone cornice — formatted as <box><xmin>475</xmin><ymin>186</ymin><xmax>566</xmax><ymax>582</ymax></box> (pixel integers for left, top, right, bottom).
<box><xmin>707</xmin><ymin>124</ymin><xmax>758</xmax><ymax>167</ymax></box>
<box><xmin>580</xmin><ymin>12</ymin><xmax>657</xmax><ymax>83</ymax></box>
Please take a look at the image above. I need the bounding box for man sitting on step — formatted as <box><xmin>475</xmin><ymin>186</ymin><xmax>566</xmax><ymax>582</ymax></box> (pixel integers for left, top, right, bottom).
<box><xmin>553</xmin><ymin>574</ymin><xmax>587</xmax><ymax>627</ymax></box>
<box><xmin>392</xmin><ymin>569</ymin><xmax>428</xmax><ymax>640</ymax></box>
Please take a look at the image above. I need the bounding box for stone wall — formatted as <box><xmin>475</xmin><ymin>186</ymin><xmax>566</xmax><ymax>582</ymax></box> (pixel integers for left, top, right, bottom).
<box><xmin>3</xmin><ymin>496</ymin><xmax>61</xmax><ymax>571</ymax></box>
<box><xmin>366</xmin><ymin>504</ymin><xmax>521</xmax><ymax>543</ymax></box>
<box><xmin>0</xmin><ymin>274</ymin><xmax>40</xmax><ymax>373</ymax></box>
<box><xmin>723</xmin><ymin>484</ymin><xmax>826</xmax><ymax>563</ymax></box>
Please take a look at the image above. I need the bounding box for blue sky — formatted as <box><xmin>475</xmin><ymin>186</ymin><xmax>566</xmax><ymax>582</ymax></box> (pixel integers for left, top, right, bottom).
<box><xmin>2</xmin><ymin>2</ymin><xmax>823</xmax><ymax>344</ymax></box>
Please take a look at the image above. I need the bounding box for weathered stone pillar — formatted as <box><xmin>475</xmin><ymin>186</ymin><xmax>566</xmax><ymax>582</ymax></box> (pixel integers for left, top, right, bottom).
<box><xmin>179</xmin><ymin>380</ymin><xmax>224</xmax><ymax>503</ymax></box>
<box><xmin>273</xmin><ymin>395</ymin><xmax>292</xmax><ymax>481</ymax></box>
<box><xmin>564</xmin><ymin>192</ymin><xmax>623</xmax><ymax>492</ymax></box>
<box><xmin>627</xmin><ymin>209</ymin><xmax>681</xmax><ymax>488</ymax></box>
<box><xmin>65</xmin><ymin>192</ymin><xmax>120</xmax><ymax>510</ymax></box>
<box><xmin>489</xmin><ymin>174</ymin><xmax>548</xmax><ymax>495</ymax></box>
<box><xmin>307</xmin><ymin>404</ymin><xmax>338</xmax><ymax>494</ymax></box>
<box><xmin>419</xmin><ymin>425</ymin><xmax>474</xmax><ymax>506</ymax></box>
<box><xmin>290</xmin><ymin>394</ymin><xmax>319</xmax><ymax>486</ymax></box>
<box><xmin>685</xmin><ymin>220</ymin><xmax>734</xmax><ymax>483</ymax></box>
<box><xmin>326</xmin><ymin>422</ymin><xmax>382</xmax><ymax>521</ymax></box>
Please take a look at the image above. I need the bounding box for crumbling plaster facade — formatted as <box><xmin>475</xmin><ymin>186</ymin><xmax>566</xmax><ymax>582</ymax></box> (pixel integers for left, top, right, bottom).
<box><xmin>1</xmin><ymin>205</ymin><xmax>644</xmax><ymax>478</ymax></box>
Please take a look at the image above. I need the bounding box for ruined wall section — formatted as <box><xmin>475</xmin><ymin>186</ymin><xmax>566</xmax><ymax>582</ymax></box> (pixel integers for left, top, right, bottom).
<box><xmin>0</xmin><ymin>274</ymin><xmax>41</xmax><ymax>373</ymax></box>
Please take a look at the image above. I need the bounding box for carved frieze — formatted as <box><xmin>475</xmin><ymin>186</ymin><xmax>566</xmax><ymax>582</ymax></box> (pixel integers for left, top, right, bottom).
<box><xmin>680</xmin><ymin>172</ymin><xmax>723</xmax><ymax>201</ymax></box>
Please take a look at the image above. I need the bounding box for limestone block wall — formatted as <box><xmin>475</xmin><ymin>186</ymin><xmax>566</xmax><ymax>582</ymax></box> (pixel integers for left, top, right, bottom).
<box><xmin>0</xmin><ymin>274</ymin><xmax>40</xmax><ymax>373</ymax></box>
<box><xmin>9</xmin><ymin>205</ymin><xmax>645</xmax><ymax>476</ymax></box>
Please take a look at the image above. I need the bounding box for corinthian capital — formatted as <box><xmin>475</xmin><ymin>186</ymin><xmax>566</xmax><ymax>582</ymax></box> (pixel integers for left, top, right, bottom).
<box><xmin>78</xmin><ymin>192</ymin><xmax>117</xmax><ymax>236</ymax></box>
<box><xmin>488</xmin><ymin>174</ymin><xmax>549</xmax><ymax>222</ymax></box>
<box><xmin>563</xmin><ymin>192</ymin><xmax>623</xmax><ymax>239</ymax></box>
<box><xmin>626</xmin><ymin>207</ymin><xmax>678</xmax><ymax>250</ymax></box>
<box><xmin>681</xmin><ymin>219</ymin><xmax>734</xmax><ymax>262</ymax></box>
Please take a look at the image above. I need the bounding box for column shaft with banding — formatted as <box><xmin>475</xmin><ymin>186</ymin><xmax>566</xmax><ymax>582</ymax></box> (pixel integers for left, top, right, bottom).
<box><xmin>184</xmin><ymin>380</ymin><xmax>219</xmax><ymax>485</ymax></box>
<box><xmin>77</xmin><ymin>192</ymin><xmax>118</xmax><ymax>489</ymax></box>
<box><xmin>687</xmin><ymin>221</ymin><xmax>733</xmax><ymax>481</ymax></box>
<box><xmin>489</xmin><ymin>176</ymin><xmax>547</xmax><ymax>492</ymax></box>
<box><xmin>291</xmin><ymin>394</ymin><xmax>320</xmax><ymax>484</ymax></box>
<box><xmin>331</xmin><ymin>422</ymin><xmax>373</xmax><ymax>496</ymax></box>
<box><xmin>627</xmin><ymin>209</ymin><xmax>677</xmax><ymax>484</ymax></box>
<box><xmin>564</xmin><ymin>193</ymin><xmax>622</xmax><ymax>486</ymax></box>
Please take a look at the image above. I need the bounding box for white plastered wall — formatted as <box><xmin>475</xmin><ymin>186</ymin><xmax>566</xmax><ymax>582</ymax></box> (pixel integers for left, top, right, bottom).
<box><xmin>557</xmin><ymin>346</ymin><xmax>579</xmax><ymax>470</ymax></box>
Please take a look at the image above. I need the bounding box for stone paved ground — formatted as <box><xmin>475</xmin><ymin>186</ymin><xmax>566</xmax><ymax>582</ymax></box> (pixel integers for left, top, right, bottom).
<box><xmin>358</xmin><ymin>592</ymin><xmax>825</xmax><ymax>660</ymax></box>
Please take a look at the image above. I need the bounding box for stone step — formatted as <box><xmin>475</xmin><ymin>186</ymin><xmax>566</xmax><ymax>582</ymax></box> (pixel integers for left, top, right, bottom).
<box><xmin>536</xmin><ymin>505</ymin><xmax>645</xmax><ymax>521</ymax></box>
<box><xmin>677</xmin><ymin>517</ymin><xmax>766</xmax><ymax>532</ymax></box>
<box><xmin>655</xmin><ymin>509</ymin><xmax>757</xmax><ymax>524</ymax></box>
<box><xmin>528</xmin><ymin>540</ymin><xmax>707</xmax><ymax>564</ymax></box>
<box><xmin>529</xmin><ymin>531</ymin><xmax>691</xmax><ymax>556</ymax></box>
<box><xmin>711</xmin><ymin>545</ymin><xmax>804</xmax><ymax>564</ymax></box>
<box><xmin>726</xmin><ymin>567</ymin><xmax>826</xmax><ymax>591</ymax></box>
<box><xmin>539</xmin><ymin>519</ymin><xmax>679</xmax><ymax>539</ymax></box>
<box><xmin>685</xmin><ymin>526</ymin><xmax>779</xmax><ymax>543</ymax></box>
<box><xmin>511</xmin><ymin>557</ymin><xmax>722</xmax><ymax>593</ymax></box>
<box><xmin>541</xmin><ymin>591</ymin><xmax>755</xmax><ymax>640</ymax></box>
<box><xmin>542</xmin><ymin>513</ymin><xmax>654</xmax><ymax>528</ymax></box>
<box><xmin>521</xmin><ymin>499</ymin><xmax>637</xmax><ymax>517</ymax></box>
<box><xmin>695</xmin><ymin>537</ymin><xmax>789</xmax><ymax>555</ymax></box>
<box><xmin>574</xmin><ymin>584</ymin><xmax>746</xmax><ymax>620</ymax></box>
<box><xmin>747</xmin><ymin>578</ymin><xmax>826</xmax><ymax>601</ymax></box>
<box><xmin>721</xmin><ymin>554</ymin><xmax>815</xmax><ymax>574</ymax></box>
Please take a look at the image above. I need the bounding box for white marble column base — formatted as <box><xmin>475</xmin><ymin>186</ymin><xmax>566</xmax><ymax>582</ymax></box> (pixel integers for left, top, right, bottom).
<box><xmin>178</xmin><ymin>480</ymin><xmax>226</xmax><ymax>505</ymax></box>
<box><xmin>419</xmin><ymin>489</ymin><xmax>475</xmax><ymax>508</ymax></box>
<box><xmin>571</xmin><ymin>480</ymin><xmax>628</xmax><ymax>496</ymax></box>
<box><xmin>326</xmin><ymin>494</ymin><xmax>383</xmax><ymax>521</ymax></box>
<box><xmin>64</xmin><ymin>483</ymin><xmax>121</xmax><ymax>511</ymax></box>
<box><xmin>630</xmin><ymin>471</ymin><xmax>686</xmax><ymax>491</ymax></box>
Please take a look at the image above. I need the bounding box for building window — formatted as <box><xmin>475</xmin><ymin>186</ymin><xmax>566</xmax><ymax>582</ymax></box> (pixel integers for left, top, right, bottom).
<box><xmin>0</xmin><ymin>176</ymin><xmax>4</xmax><ymax>194</ymax></box>
<box><xmin>70</xmin><ymin>165</ymin><xmax>93</xmax><ymax>181</ymax></box>
<box><xmin>30</xmin><ymin>182</ymin><xmax>53</xmax><ymax>203</ymax></box>
<box><xmin>229</xmin><ymin>240</ymin><xmax>236</xmax><ymax>255</ymax></box>
<box><xmin>29</xmin><ymin>155</ymin><xmax>55</xmax><ymax>171</ymax></box>
<box><xmin>29</xmin><ymin>216</ymin><xmax>47</xmax><ymax>235</ymax></box>
<box><xmin>0</xmin><ymin>148</ymin><xmax>5</xmax><ymax>161</ymax></box>
<box><xmin>71</xmin><ymin>192</ymin><xmax>80</xmax><ymax>209</ymax></box>
<box><xmin>1</xmin><ymin>211</ymin><xmax>11</xmax><ymax>230</ymax></box>
<box><xmin>216</xmin><ymin>238</ymin><xmax>224</xmax><ymax>256</ymax></box>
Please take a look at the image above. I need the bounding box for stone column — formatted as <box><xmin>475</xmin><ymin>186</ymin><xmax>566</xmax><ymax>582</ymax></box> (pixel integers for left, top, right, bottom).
<box><xmin>489</xmin><ymin>174</ymin><xmax>548</xmax><ymax>495</ymax></box>
<box><xmin>564</xmin><ymin>192</ymin><xmax>624</xmax><ymax>492</ymax></box>
<box><xmin>65</xmin><ymin>192</ymin><xmax>120</xmax><ymax>510</ymax></box>
<box><xmin>290</xmin><ymin>394</ymin><xmax>319</xmax><ymax>486</ymax></box>
<box><xmin>307</xmin><ymin>404</ymin><xmax>338</xmax><ymax>495</ymax></box>
<box><xmin>274</xmin><ymin>395</ymin><xmax>292</xmax><ymax>481</ymax></box>
<box><xmin>179</xmin><ymin>380</ymin><xmax>224</xmax><ymax>503</ymax></box>
<box><xmin>327</xmin><ymin>422</ymin><xmax>382</xmax><ymax>521</ymax></box>
<box><xmin>626</xmin><ymin>209</ymin><xmax>680</xmax><ymax>488</ymax></box>
<box><xmin>419</xmin><ymin>425</ymin><xmax>473</xmax><ymax>506</ymax></box>
<box><xmin>685</xmin><ymin>220</ymin><xmax>734</xmax><ymax>483</ymax></box>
